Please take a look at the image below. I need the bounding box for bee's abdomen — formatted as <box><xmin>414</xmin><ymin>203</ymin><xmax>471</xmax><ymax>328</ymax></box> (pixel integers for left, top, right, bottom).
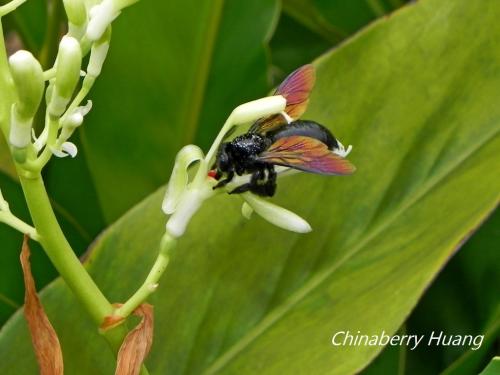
<box><xmin>268</xmin><ymin>120</ymin><xmax>339</xmax><ymax>150</ymax></box>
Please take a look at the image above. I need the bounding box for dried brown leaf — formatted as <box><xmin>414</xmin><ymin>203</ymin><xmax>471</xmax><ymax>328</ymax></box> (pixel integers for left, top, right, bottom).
<box><xmin>20</xmin><ymin>235</ymin><xmax>64</xmax><ymax>375</ymax></box>
<box><xmin>115</xmin><ymin>304</ymin><xmax>154</xmax><ymax>375</ymax></box>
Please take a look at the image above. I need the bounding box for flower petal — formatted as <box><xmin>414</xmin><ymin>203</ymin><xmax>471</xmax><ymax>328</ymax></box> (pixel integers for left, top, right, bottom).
<box><xmin>241</xmin><ymin>202</ymin><xmax>253</xmax><ymax>219</ymax></box>
<box><xmin>162</xmin><ymin>145</ymin><xmax>204</xmax><ymax>214</ymax></box>
<box><xmin>230</xmin><ymin>95</ymin><xmax>286</xmax><ymax>125</ymax></box>
<box><xmin>50</xmin><ymin>142</ymin><xmax>78</xmax><ymax>158</ymax></box>
<box><xmin>62</xmin><ymin>142</ymin><xmax>78</xmax><ymax>157</ymax></box>
<box><xmin>242</xmin><ymin>193</ymin><xmax>312</xmax><ymax>233</ymax></box>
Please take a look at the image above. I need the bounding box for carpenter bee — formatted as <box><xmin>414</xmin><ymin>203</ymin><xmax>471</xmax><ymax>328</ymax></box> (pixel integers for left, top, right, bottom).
<box><xmin>212</xmin><ymin>65</ymin><xmax>355</xmax><ymax>197</ymax></box>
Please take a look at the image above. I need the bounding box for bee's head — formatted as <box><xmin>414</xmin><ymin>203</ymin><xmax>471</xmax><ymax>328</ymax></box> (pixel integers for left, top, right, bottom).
<box><xmin>216</xmin><ymin>142</ymin><xmax>232</xmax><ymax>172</ymax></box>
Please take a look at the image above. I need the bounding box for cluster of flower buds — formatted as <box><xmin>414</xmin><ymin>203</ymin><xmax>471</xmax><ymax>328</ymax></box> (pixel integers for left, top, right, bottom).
<box><xmin>163</xmin><ymin>95</ymin><xmax>314</xmax><ymax>237</ymax></box>
<box><xmin>6</xmin><ymin>0</ymin><xmax>134</xmax><ymax>168</ymax></box>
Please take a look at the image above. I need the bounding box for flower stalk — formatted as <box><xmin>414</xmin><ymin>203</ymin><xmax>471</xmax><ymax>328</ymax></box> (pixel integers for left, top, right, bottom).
<box><xmin>0</xmin><ymin>1</ymin><xmax>150</xmax><ymax>373</ymax></box>
<box><xmin>112</xmin><ymin>95</ymin><xmax>301</xmax><ymax>319</ymax></box>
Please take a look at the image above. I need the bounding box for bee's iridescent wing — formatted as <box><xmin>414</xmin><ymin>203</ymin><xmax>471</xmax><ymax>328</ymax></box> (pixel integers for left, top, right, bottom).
<box><xmin>257</xmin><ymin>136</ymin><xmax>355</xmax><ymax>175</ymax></box>
<box><xmin>249</xmin><ymin>64</ymin><xmax>316</xmax><ymax>134</ymax></box>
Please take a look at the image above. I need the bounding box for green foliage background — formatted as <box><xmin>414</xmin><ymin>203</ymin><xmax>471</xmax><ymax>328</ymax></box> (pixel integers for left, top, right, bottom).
<box><xmin>0</xmin><ymin>0</ymin><xmax>498</xmax><ymax>374</ymax></box>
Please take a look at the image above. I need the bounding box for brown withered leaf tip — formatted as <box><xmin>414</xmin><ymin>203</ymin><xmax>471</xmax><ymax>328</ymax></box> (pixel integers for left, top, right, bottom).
<box><xmin>20</xmin><ymin>235</ymin><xmax>64</xmax><ymax>375</ymax></box>
<box><xmin>115</xmin><ymin>304</ymin><xmax>154</xmax><ymax>375</ymax></box>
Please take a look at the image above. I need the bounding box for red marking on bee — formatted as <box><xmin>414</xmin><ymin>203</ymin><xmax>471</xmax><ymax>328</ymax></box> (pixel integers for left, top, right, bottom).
<box><xmin>208</xmin><ymin>170</ymin><xmax>217</xmax><ymax>179</ymax></box>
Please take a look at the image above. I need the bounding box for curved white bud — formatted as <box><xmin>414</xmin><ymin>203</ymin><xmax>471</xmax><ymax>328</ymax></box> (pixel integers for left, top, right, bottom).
<box><xmin>166</xmin><ymin>184</ymin><xmax>214</xmax><ymax>238</ymax></box>
<box><xmin>86</xmin><ymin>0</ymin><xmax>120</xmax><ymax>41</ymax></box>
<box><xmin>241</xmin><ymin>202</ymin><xmax>253</xmax><ymax>219</ymax></box>
<box><xmin>50</xmin><ymin>142</ymin><xmax>78</xmax><ymax>158</ymax></box>
<box><xmin>49</xmin><ymin>36</ymin><xmax>82</xmax><ymax>116</ymax></box>
<box><xmin>231</xmin><ymin>95</ymin><xmax>286</xmax><ymax>125</ymax></box>
<box><xmin>241</xmin><ymin>193</ymin><xmax>312</xmax><ymax>233</ymax></box>
<box><xmin>162</xmin><ymin>145</ymin><xmax>204</xmax><ymax>214</ymax></box>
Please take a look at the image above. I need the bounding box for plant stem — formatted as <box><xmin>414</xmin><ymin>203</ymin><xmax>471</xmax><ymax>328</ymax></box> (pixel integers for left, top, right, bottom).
<box><xmin>1</xmin><ymin>9</ymin><xmax>150</xmax><ymax>375</ymax></box>
<box><xmin>114</xmin><ymin>232</ymin><xmax>176</xmax><ymax>318</ymax></box>
<box><xmin>0</xmin><ymin>210</ymin><xmax>39</xmax><ymax>240</ymax></box>
<box><xmin>18</xmin><ymin>172</ymin><xmax>111</xmax><ymax>322</ymax></box>
<box><xmin>17</xmin><ymin>171</ymin><xmax>150</xmax><ymax>375</ymax></box>
<box><xmin>0</xmin><ymin>20</ymin><xmax>14</xmax><ymax>135</ymax></box>
<box><xmin>0</xmin><ymin>0</ymin><xmax>27</xmax><ymax>17</ymax></box>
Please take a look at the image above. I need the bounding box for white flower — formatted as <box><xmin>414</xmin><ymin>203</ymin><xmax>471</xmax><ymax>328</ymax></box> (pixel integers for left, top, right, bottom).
<box><xmin>240</xmin><ymin>192</ymin><xmax>311</xmax><ymax>233</ymax></box>
<box><xmin>50</xmin><ymin>142</ymin><xmax>78</xmax><ymax>158</ymax></box>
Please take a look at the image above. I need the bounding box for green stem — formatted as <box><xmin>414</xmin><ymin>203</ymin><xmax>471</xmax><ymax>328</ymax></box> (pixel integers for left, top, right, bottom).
<box><xmin>17</xmin><ymin>171</ymin><xmax>150</xmax><ymax>375</ymax></box>
<box><xmin>0</xmin><ymin>0</ymin><xmax>27</xmax><ymax>17</ymax></box>
<box><xmin>0</xmin><ymin>210</ymin><xmax>39</xmax><ymax>240</ymax></box>
<box><xmin>0</xmin><ymin>20</ymin><xmax>14</xmax><ymax>135</ymax></box>
<box><xmin>114</xmin><ymin>232</ymin><xmax>176</xmax><ymax>318</ymax></box>
<box><xmin>1</xmin><ymin>9</ymin><xmax>150</xmax><ymax>375</ymax></box>
<box><xmin>18</xmin><ymin>172</ymin><xmax>111</xmax><ymax>322</ymax></box>
<box><xmin>22</xmin><ymin>114</ymin><xmax>58</xmax><ymax>171</ymax></box>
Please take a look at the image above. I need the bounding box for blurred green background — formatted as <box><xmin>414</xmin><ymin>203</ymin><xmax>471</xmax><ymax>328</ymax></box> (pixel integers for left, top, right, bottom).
<box><xmin>0</xmin><ymin>0</ymin><xmax>498</xmax><ymax>374</ymax></box>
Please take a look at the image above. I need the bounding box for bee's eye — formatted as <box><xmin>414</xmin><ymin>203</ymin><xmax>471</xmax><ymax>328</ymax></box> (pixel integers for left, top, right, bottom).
<box><xmin>217</xmin><ymin>145</ymin><xmax>231</xmax><ymax>171</ymax></box>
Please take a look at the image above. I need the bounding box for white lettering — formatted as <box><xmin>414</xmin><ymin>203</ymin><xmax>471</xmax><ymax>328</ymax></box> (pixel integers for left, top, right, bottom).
<box><xmin>410</xmin><ymin>335</ymin><xmax>424</xmax><ymax>350</ymax></box>
<box><xmin>331</xmin><ymin>331</ymin><xmax>345</xmax><ymax>346</ymax></box>
<box><xmin>472</xmin><ymin>335</ymin><xmax>484</xmax><ymax>350</ymax></box>
<box><xmin>428</xmin><ymin>331</ymin><xmax>442</xmax><ymax>345</ymax></box>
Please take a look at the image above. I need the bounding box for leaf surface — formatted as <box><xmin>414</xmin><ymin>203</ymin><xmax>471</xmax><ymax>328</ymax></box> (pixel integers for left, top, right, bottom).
<box><xmin>0</xmin><ymin>0</ymin><xmax>499</xmax><ymax>374</ymax></box>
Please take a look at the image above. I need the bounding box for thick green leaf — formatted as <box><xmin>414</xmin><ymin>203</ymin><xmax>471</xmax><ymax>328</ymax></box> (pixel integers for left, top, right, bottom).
<box><xmin>361</xmin><ymin>326</ymin><xmax>406</xmax><ymax>375</ymax></box>
<box><xmin>1</xmin><ymin>0</ymin><xmax>500</xmax><ymax>374</ymax></box>
<box><xmin>80</xmin><ymin>0</ymin><xmax>280</xmax><ymax>222</ymax></box>
<box><xmin>270</xmin><ymin>13</ymin><xmax>330</xmax><ymax>83</ymax></box>
<box><xmin>364</xmin><ymin>210</ymin><xmax>500</xmax><ymax>374</ymax></box>
<box><xmin>441</xmin><ymin>307</ymin><xmax>499</xmax><ymax>375</ymax></box>
<box><xmin>282</xmin><ymin>0</ymin><xmax>405</xmax><ymax>43</ymax></box>
<box><xmin>479</xmin><ymin>357</ymin><xmax>500</xmax><ymax>375</ymax></box>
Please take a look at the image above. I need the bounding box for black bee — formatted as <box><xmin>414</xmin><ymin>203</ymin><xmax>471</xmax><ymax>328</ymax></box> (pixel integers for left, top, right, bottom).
<box><xmin>212</xmin><ymin>65</ymin><xmax>355</xmax><ymax>197</ymax></box>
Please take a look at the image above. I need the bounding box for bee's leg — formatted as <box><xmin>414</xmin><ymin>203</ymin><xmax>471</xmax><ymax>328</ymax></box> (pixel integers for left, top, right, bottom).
<box><xmin>213</xmin><ymin>170</ymin><xmax>234</xmax><ymax>189</ymax></box>
<box><xmin>263</xmin><ymin>166</ymin><xmax>277</xmax><ymax>197</ymax></box>
<box><xmin>229</xmin><ymin>170</ymin><xmax>262</xmax><ymax>195</ymax></box>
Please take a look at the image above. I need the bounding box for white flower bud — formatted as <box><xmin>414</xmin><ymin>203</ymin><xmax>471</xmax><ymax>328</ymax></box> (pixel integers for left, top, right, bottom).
<box><xmin>50</xmin><ymin>142</ymin><xmax>78</xmax><ymax>158</ymax></box>
<box><xmin>49</xmin><ymin>36</ymin><xmax>82</xmax><ymax>116</ymax></box>
<box><xmin>230</xmin><ymin>95</ymin><xmax>286</xmax><ymax>124</ymax></box>
<box><xmin>166</xmin><ymin>184</ymin><xmax>215</xmax><ymax>238</ymax></box>
<box><xmin>61</xmin><ymin>100</ymin><xmax>92</xmax><ymax>129</ymax></box>
<box><xmin>241</xmin><ymin>202</ymin><xmax>253</xmax><ymax>219</ymax></box>
<box><xmin>163</xmin><ymin>145</ymin><xmax>204</xmax><ymax>215</ymax></box>
<box><xmin>87</xmin><ymin>29</ymin><xmax>110</xmax><ymax>77</ymax></box>
<box><xmin>242</xmin><ymin>193</ymin><xmax>312</xmax><ymax>233</ymax></box>
<box><xmin>63</xmin><ymin>0</ymin><xmax>87</xmax><ymax>27</ymax></box>
<box><xmin>9</xmin><ymin>50</ymin><xmax>44</xmax><ymax>120</ymax></box>
<box><xmin>86</xmin><ymin>0</ymin><xmax>119</xmax><ymax>41</ymax></box>
<box><xmin>9</xmin><ymin>105</ymin><xmax>32</xmax><ymax>148</ymax></box>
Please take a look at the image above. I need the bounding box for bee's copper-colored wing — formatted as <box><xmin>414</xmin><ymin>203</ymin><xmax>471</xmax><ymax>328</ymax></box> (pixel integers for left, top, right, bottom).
<box><xmin>257</xmin><ymin>136</ymin><xmax>355</xmax><ymax>175</ymax></box>
<box><xmin>249</xmin><ymin>64</ymin><xmax>316</xmax><ymax>134</ymax></box>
